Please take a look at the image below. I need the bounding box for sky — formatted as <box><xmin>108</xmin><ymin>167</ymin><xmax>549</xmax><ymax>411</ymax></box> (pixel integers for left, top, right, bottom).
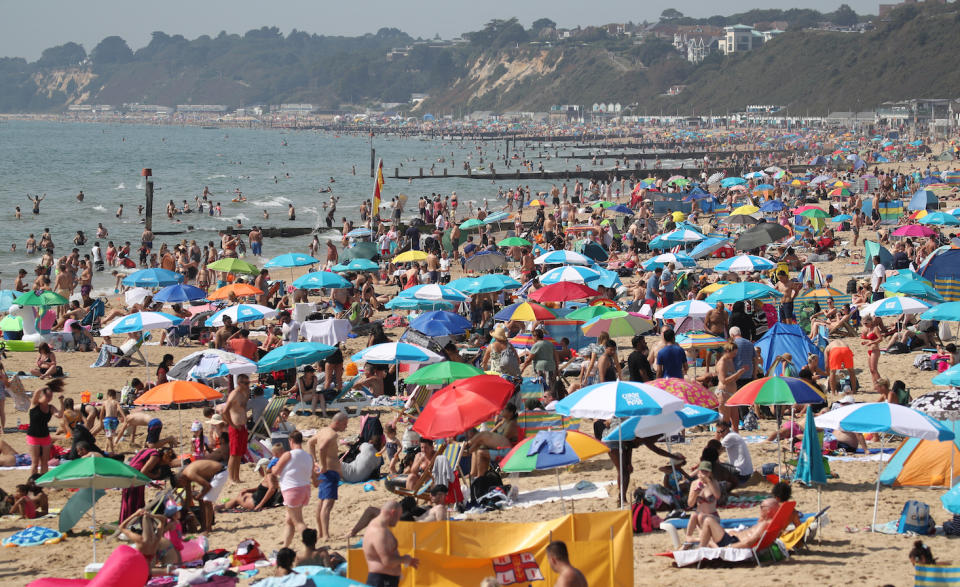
<box><xmin>1</xmin><ymin>0</ymin><xmax>880</xmax><ymax>61</ymax></box>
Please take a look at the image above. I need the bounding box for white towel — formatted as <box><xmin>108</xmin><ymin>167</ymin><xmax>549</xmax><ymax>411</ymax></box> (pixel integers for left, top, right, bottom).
<box><xmin>301</xmin><ymin>319</ymin><xmax>351</xmax><ymax>346</ymax></box>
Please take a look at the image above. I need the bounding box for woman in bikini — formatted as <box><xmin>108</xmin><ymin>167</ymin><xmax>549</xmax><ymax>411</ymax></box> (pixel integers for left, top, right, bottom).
<box><xmin>684</xmin><ymin>461</ymin><xmax>722</xmax><ymax>543</ymax></box>
<box><xmin>715</xmin><ymin>342</ymin><xmax>747</xmax><ymax>434</ymax></box>
<box><xmin>860</xmin><ymin>316</ymin><xmax>885</xmax><ymax>384</ymax></box>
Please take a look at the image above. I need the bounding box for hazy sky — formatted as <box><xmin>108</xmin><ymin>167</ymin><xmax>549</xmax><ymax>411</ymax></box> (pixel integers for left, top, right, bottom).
<box><xmin>2</xmin><ymin>0</ymin><xmax>879</xmax><ymax>61</ymax></box>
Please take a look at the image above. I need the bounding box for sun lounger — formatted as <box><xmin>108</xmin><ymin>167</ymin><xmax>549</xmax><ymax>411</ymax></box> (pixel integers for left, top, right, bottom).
<box><xmin>91</xmin><ymin>331</ymin><xmax>151</xmax><ymax>368</ymax></box>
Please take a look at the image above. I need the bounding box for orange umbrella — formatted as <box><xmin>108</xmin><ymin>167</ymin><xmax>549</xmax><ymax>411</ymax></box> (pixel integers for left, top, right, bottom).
<box><xmin>134</xmin><ymin>381</ymin><xmax>222</xmax><ymax>405</ymax></box>
<box><xmin>207</xmin><ymin>283</ymin><xmax>263</xmax><ymax>300</ymax></box>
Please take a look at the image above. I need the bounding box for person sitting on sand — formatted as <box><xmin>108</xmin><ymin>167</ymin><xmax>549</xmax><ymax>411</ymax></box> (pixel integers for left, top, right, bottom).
<box><xmin>10</xmin><ymin>483</ymin><xmax>42</xmax><ymax>519</ymax></box>
<box><xmin>698</xmin><ymin>497</ymin><xmax>779</xmax><ymax>548</ymax></box>
<box><xmin>683</xmin><ymin>461</ymin><xmax>722</xmax><ymax>544</ymax></box>
<box><xmin>349</xmin><ymin>485</ymin><xmax>449</xmax><ymax>537</ymax></box>
<box><xmin>216</xmin><ymin>458</ymin><xmax>282</xmax><ymax>512</ymax></box>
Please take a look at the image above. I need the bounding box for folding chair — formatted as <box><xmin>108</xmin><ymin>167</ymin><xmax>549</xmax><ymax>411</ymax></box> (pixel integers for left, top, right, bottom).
<box><xmin>387</xmin><ymin>441</ymin><xmax>445</xmax><ymax>500</ymax></box>
<box><xmin>250</xmin><ymin>394</ymin><xmax>288</xmax><ymax>439</ymax></box>
<box><xmin>102</xmin><ymin>331</ymin><xmax>151</xmax><ymax>367</ymax></box>
<box><xmin>79</xmin><ymin>298</ymin><xmax>106</xmax><ymax>333</ymax></box>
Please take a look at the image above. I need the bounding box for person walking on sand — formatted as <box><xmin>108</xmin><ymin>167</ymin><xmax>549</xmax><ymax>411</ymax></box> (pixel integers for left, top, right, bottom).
<box><xmin>363</xmin><ymin>501</ymin><xmax>419</xmax><ymax>587</ymax></box>
<box><xmin>274</xmin><ymin>431</ymin><xmax>314</xmax><ymax>549</ymax></box>
<box><xmin>223</xmin><ymin>374</ymin><xmax>251</xmax><ymax>483</ymax></box>
<box><xmin>309</xmin><ymin>411</ymin><xmax>348</xmax><ymax>541</ymax></box>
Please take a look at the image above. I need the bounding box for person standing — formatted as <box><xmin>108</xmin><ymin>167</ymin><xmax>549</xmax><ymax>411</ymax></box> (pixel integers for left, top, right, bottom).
<box><xmin>661</xmin><ymin>262</ymin><xmax>676</xmax><ymax>305</ymax></box>
<box><xmin>655</xmin><ymin>329</ymin><xmax>688</xmax><ymax>379</ymax></box>
<box><xmin>729</xmin><ymin>326</ymin><xmax>756</xmax><ymax>388</ymax></box>
<box><xmin>223</xmin><ymin>374</ymin><xmax>251</xmax><ymax>483</ymax></box>
<box><xmin>775</xmin><ymin>270</ymin><xmax>802</xmax><ymax>323</ymax></box>
<box><xmin>27</xmin><ymin>380</ymin><xmax>62</xmax><ymax>477</ymax></box>
<box><xmin>521</xmin><ymin>329</ymin><xmax>559</xmax><ymax>389</ymax></box>
<box><xmin>310</xmin><ymin>412</ymin><xmax>348</xmax><ymax>541</ymax></box>
<box><xmin>362</xmin><ymin>501</ymin><xmax>419</xmax><ymax>587</ymax></box>
<box><xmin>274</xmin><ymin>431</ymin><xmax>314</xmax><ymax>549</ymax></box>
<box><xmin>627</xmin><ymin>335</ymin><xmax>653</xmax><ymax>382</ymax></box>
<box><xmin>870</xmin><ymin>255</ymin><xmax>886</xmax><ymax>302</ymax></box>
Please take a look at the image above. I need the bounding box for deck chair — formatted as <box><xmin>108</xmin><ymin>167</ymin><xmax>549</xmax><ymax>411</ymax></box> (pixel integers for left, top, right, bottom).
<box><xmin>516</xmin><ymin>411</ymin><xmax>581</xmax><ymax>442</ymax></box>
<box><xmin>327</xmin><ymin>377</ymin><xmax>373</xmax><ymax>416</ymax></box>
<box><xmin>659</xmin><ymin>501</ymin><xmax>796</xmax><ymax>568</ymax></box>
<box><xmin>915</xmin><ymin>564</ymin><xmax>960</xmax><ymax>586</ymax></box>
<box><xmin>79</xmin><ymin>297</ymin><xmax>106</xmax><ymax>333</ymax></box>
<box><xmin>387</xmin><ymin>441</ymin><xmax>445</xmax><ymax>500</ymax></box>
<box><xmin>250</xmin><ymin>394</ymin><xmax>288</xmax><ymax>439</ymax></box>
<box><xmin>391</xmin><ymin>384</ymin><xmax>433</xmax><ymax>421</ymax></box>
<box><xmin>95</xmin><ymin>331</ymin><xmax>151</xmax><ymax>368</ymax></box>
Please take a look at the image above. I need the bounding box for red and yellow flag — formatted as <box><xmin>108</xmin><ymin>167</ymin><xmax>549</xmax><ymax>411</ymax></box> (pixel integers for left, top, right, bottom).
<box><xmin>372</xmin><ymin>158</ymin><xmax>384</xmax><ymax>219</ymax></box>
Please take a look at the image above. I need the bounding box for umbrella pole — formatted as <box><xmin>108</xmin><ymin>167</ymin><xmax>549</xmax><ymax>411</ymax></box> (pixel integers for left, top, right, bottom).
<box><xmin>618</xmin><ymin>425</ymin><xmax>624</xmax><ymax>509</ymax></box>
<box><xmin>92</xmin><ymin>490</ymin><xmax>97</xmax><ymax>563</ymax></box>
<box><xmin>952</xmin><ymin>421</ymin><xmax>957</xmax><ymax>489</ymax></box>
<box><xmin>555</xmin><ymin>468</ymin><xmax>567</xmax><ymax>515</ymax></box>
<box><xmin>872</xmin><ymin>436</ymin><xmax>884</xmax><ymax>531</ymax></box>
<box><xmin>776</xmin><ymin>409</ymin><xmax>783</xmax><ymax>480</ymax></box>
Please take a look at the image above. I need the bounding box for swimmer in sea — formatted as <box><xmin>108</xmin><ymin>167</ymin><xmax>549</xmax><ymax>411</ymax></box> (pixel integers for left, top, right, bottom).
<box><xmin>116</xmin><ymin>204</ymin><xmax>124</xmax><ymax>218</ymax></box>
<box><xmin>76</xmin><ymin>190</ymin><xmax>84</xmax><ymax>202</ymax></box>
<box><xmin>14</xmin><ymin>206</ymin><xmax>21</xmax><ymax>220</ymax></box>
<box><xmin>28</xmin><ymin>194</ymin><xmax>45</xmax><ymax>215</ymax></box>
<box><xmin>263</xmin><ymin>210</ymin><xmax>270</xmax><ymax>220</ymax></box>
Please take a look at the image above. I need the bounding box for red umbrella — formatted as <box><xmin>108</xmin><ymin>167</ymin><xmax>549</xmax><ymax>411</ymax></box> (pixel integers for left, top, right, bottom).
<box><xmin>529</xmin><ymin>282</ymin><xmax>599</xmax><ymax>303</ymax></box>
<box><xmin>412</xmin><ymin>375</ymin><xmax>515</xmax><ymax>440</ymax></box>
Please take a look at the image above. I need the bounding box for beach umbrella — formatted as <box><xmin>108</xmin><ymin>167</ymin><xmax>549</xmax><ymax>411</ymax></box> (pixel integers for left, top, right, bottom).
<box><xmin>135</xmin><ymin>380</ymin><xmax>223</xmax><ymax>452</ymax></box>
<box><xmin>339</xmin><ymin>242</ymin><xmax>378</xmax><ymax>262</ymax></box>
<box><xmin>257</xmin><ymin>342</ymin><xmax>337</xmax><ymax>372</ymax></box>
<box><xmin>556</xmin><ymin>381</ymin><xmax>683</xmax><ymax>419</ymax></box>
<box><xmin>205</xmin><ymin>303</ymin><xmax>277</xmax><ymax>326</ymax></box>
<box><xmin>574</xmin><ymin>240</ymin><xmax>609</xmax><ymax>262</ymax></box>
<box><xmin>393</xmin><ymin>250</ymin><xmax>428</xmax><ymax>263</ymax></box>
<box><xmin>581</xmin><ymin>311</ymin><xmax>654</xmax><ymax>338</ymax></box>
<box><xmin>345</xmin><ymin>227</ymin><xmax>373</xmax><ymax>238</ymax></box>
<box><xmin>795</xmin><ymin>407</ymin><xmax>828</xmax><ymax>523</ymax></box>
<box><xmin>351</xmin><ymin>342</ymin><xmax>443</xmax><ymax>365</ymax></box>
<box><xmin>919</xmin><ymin>212</ymin><xmax>960</xmax><ymax>226</ymax></box>
<box><xmin>815</xmin><ymin>402</ymin><xmax>955</xmax><ymax>530</ymax></box>
<box><xmin>595</xmin><ymin>268</ymin><xmax>623</xmax><ymax>289</ymax></box>
<box><xmin>602</xmin><ymin>404</ymin><xmax>719</xmax><ymax>441</ymax></box>
<box><xmin>36</xmin><ymin>456</ymin><xmax>151</xmax><ymax>562</ymax></box>
<box><xmin>528</xmin><ymin>282</ymin><xmax>599</xmax><ymax>303</ymax></box>
<box><xmin>648</xmin><ymin>377</ymin><xmax>718</xmax><ymax>409</ymax></box>
<box><xmin>459</xmin><ymin>218</ymin><xmax>485</xmax><ymax>230</ymax></box>
<box><xmin>931</xmin><ymin>364</ymin><xmax>960</xmax><ymax>387</ymax></box>
<box><xmin>398</xmin><ymin>284</ymin><xmax>468</xmax><ymax>302</ymax></box>
<box><xmin>534</xmin><ymin>250</ymin><xmax>592</xmax><ymax>265</ymax></box>
<box><xmin>448</xmin><ymin>274</ymin><xmax>520</xmax><ymax>294</ymax></box>
<box><xmin>500</xmin><ymin>430</ymin><xmax>610</xmax><ymax>513</ymax></box>
<box><xmin>892</xmin><ymin>225</ymin><xmax>936</xmax><ymax>237</ymax></box>
<box><xmin>690</xmin><ymin>237</ymin><xmax>732</xmax><ymax>259</ymax></box>
<box><xmin>943</xmin><ymin>484</ymin><xmax>960</xmax><ymax>515</ymax></box>
<box><xmin>642</xmin><ymin>253</ymin><xmax>697</xmax><ymax>270</ymax></box>
<box><xmin>796</xmin><ymin>287</ymin><xmax>849</xmax><ymax>306</ymax></box>
<box><xmin>497</xmin><ymin>237</ymin><xmax>532</xmax><ymax>248</ymax></box>
<box><xmin>760</xmin><ymin>200</ymin><xmax>786</xmax><ymax>213</ymax></box>
<box><xmin>659</xmin><ymin>228</ymin><xmax>706</xmax><ymax>244</ymax></box>
<box><xmin>528</xmin><ymin>199</ymin><xmax>547</xmax><ymax>207</ymax></box>
<box><xmin>860</xmin><ymin>296</ymin><xmax>930</xmax><ymax>317</ymax></box>
<box><xmin>384</xmin><ymin>297</ymin><xmax>452</xmax><ymax>310</ymax></box>
<box><xmin>722</xmin><ymin>214</ymin><xmax>761</xmax><ymax>226</ymax></box>
<box><xmin>676</xmin><ymin>331</ymin><xmax>727</xmax><ymax>350</ymax></box>
<box><xmin>704</xmin><ymin>282</ymin><xmax>781</xmax><ymax>304</ymax></box>
<box><xmin>720</xmin><ymin>177</ymin><xmax>746</xmax><ymax>188</ymax></box>
<box><xmin>731</xmin><ymin>204</ymin><xmax>760</xmax><ymax>216</ymax></box>
<box><xmin>831</xmin><ymin>214</ymin><xmax>853</xmax><ymax>222</ymax></box>
<box><xmin>263</xmin><ymin>252</ymin><xmax>320</xmax><ymax>268</ymax></box>
<box><xmin>715</xmin><ymin>255</ymin><xmax>776</xmax><ymax>273</ymax></box>
<box><xmin>167</xmin><ymin>349</ymin><xmax>257</xmax><ymax>381</ymax></box>
<box><xmin>100</xmin><ymin>311</ymin><xmax>183</xmax><ymax>336</ymax></box>
<box><xmin>799</xmin><ymin>208</ymin><xmax>830</xmax><ymax>219</ymax></box>
<box><xmin>707</xmin><ymin>172</ymin><xmax>724</xmax><ymax>184</ymax></box>
<box><xmin>921</xmin><ymin>301</ymin><xmax>960</xmax><ymax>322</ymax></box>
<box><xmin>153</xmin><ymin>283</ymin><xmax>207</xmax><ymax>303</ymax></box>
<box><xmin>727</xmin><ymin>376</ymin><xmax>825</xmax><ymax>407</ymax></box>
<box><xmin>540</xmin><ymin>265</ymin><xmax>602</xmax><ymax>285</ymax></box>
<box><xmin>412</xmin><ymin>375</ymin><xmax>514</xmax><ymax>440</ymax></box>
<box><xmin>911</xmin><ymin>389</ymin><xmax>960</xmax><ymax>421</ymax></box>
<box><xmin>483</xmin><ymin>211</ymin><xmax>511</xmax><ymax>224</ymax></box>
<box><xmin>208</xmin><ymin>282</ymin><xmax>263</xmax><ymax>300</ymax></box>
<box><xmin>206</xmin><ymin>258</ymin><xmax>259</xmax><ymax>276</ymax></box>
<box><xmin>409</xmin><ymin>311</ymin><xmax>472</xmax><ymax>336</ymax></box>
<box><xmin>332</xmin><ymin>259</ymin><xmax>379</xmax><ymax>272</ymax></box>
<box><xmin>565</xmin><ymin>305</ymin><xmax>615</xmax><ymax>322</ymax></box>
<box><xmin>654</xmin><ymin>300</ymin><xmax>713</xmax><ymax>320</ymax></box>
<box><xmin>121</xmin><ymin>268</ymin><xmax>184</xmax><ymax>288</ymax></box>
<box><xmin>509</xmin><ymin>332</ymin><xmax>562</xmax><ymax>349</ymax></box>
<box><xmin>0</xmin><ymin>290</ymin><xmax>18</xmax><ymax>313</ymax></box>
<box><xmin>404</xmin><ymin>361</ymin><xmax>484</xmax><ymax>386</ymax></box>
<box><xmin>292</xmin><ymin>271</ymin><xmax>352</xmax><ymax>290</ymax></box>
<box><xmin>735</xmin><ymin>222</ymin><xmax>790</xmax><ymax>250</ymax></box>
<box><xmin>13</xmin><ymin>289</ymin><xmax>69</xmax><ymax>307</ymax></box>
<box><xmin>884</xmin><ymin>279</ymin><xmax>944</xmax><ymax>302</ymax></box>
<box><xmin>463</xmin><ymin>251</ymin><xmax>508</xmax><ymax>272</ymax></box>
<box><xmin>609</xmin><ymin>204</ymin><xmax>634</xmax><ymax>215</ymax></box>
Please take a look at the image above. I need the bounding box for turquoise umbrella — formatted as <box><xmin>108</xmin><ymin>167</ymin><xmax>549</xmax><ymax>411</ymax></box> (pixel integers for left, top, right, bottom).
<box><xmin>264</xmin><ymin>252</ymin><xmax>321</xmax><ymax>268</ymax></box>
<box><xmin>704</xmin><ymin>282</ymin><xmax>782</xmax><ymax>304</ymax></box>
<box><xmin>257</xmin><ymin>342</ymin><xmax>337</xmax><ymax>372</ymax></box>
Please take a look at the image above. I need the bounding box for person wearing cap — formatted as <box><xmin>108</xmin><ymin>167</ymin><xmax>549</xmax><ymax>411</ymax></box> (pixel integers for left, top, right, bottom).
<box><xmin>217</xmin><ymin>458</ymin><xmax>282</xmax><ymax>512</ymax></box>
<box><xmin>684</xmin><ymin>460</ymin><xmax>722</xmax><ymax>544</ymax></box>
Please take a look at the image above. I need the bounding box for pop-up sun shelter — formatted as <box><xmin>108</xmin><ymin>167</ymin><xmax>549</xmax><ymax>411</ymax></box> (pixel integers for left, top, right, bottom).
<box><xmin>880</xmin><ymin>433</ymin><xmax>960</xmax><ymax>487</ymax></box>
<box><xmin>920</xmin><ymin>246</ymin><xmax>960</xmax><ymax>302</ymax></box>
<box><xmin>754</xmin><ymin>321</ymin><xmax>824</xmax><ymax>375</ymax></box>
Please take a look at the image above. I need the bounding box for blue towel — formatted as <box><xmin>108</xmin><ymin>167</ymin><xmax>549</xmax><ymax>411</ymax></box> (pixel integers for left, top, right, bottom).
<box><xmin>528</xmin><ymin>430</ymin><xmax>566</xmax><ymax>456</ymax></box>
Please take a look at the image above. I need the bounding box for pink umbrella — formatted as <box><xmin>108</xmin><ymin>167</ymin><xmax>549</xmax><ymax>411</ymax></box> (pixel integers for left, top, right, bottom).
<box><xmin>893</xmin><ymin>225</ymin><xmax>936</xmax><ymax>237</ymax></box>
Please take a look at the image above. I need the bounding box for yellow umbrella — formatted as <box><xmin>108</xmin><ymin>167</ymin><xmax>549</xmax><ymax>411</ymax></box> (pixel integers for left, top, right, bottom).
<box><xmin>700</xmin><ymin>282</ymin><xmax>727</xmax><ymax>294</ymax></box>
<box><xmin>731</xmin><ymin>204</ymin><xmax>760</xmax><ymax>216</ymax></box>
<box><xmin>671</xmin><ymin>211</ymin><xmax>686</xmax><ymax>222</ymax></box>
<box><xmin>790</xmin><ymin>179</ymin><xmax>805</xmax><ymax>187</ymax></box>
<box><xmin>393</xmin><ymin>250</ymin><xmax>428</xmax><ymax>263</ymax></box>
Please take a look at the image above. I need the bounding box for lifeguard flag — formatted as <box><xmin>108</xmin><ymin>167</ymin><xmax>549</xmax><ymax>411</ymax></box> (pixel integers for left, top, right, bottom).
<box><xmin>372</xmin><ymin>158</ymin><xmax>385</xmax><ymax>219</ymax></box>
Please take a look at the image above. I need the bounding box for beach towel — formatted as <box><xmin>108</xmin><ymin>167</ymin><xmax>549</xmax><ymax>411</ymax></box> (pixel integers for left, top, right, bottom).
<box><xmin>2</xmin><ymin>526</ymin><xmax>63</xmax><ymax>546</ymax></box>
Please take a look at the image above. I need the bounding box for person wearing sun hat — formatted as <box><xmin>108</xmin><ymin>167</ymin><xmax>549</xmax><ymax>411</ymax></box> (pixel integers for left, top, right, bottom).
<box><xmin>481</xmin><ymin>325</ymin><xmax>520</xmax><ymax>376</ymax></box>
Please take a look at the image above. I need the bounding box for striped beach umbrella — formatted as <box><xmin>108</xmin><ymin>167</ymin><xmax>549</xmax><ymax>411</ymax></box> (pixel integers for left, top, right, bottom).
<box><xmin>581</xmin><ymin>311</ymin><xmax>654</xmax><ymax>338</ymax></box>
<box><xmin>726</xmin><ymin>376</ymin><xmax>825</xmax><ymax>406</ymax></box>
<box><xmin>556</xmin><ymin>381</ymin><xmax>684</xmax><ymax>419</ymax></box>
<box><xmin>398</xmin><ymin>284</ymin><xmax>469</xmax><ymax>302</ymax></box>
<box><xmin>675</xmin><ymin>331</ymin><xmax>726</xmax><ymax>350</ymax></box>
<box><xmin>506</xmin><ymin>302</ymin><xmax>556</xmax><ymax>322</ymax></box>
<box><xmin>602</xmin><ymin>404</ymin><xmax>720</xmax><ymax>441</ymax></box>
<box><xmin>860</xmin><ymin>296</ymin><xmax>930</xmax><ymax>317</ymax></box>
<box><xmin>501</xmin><ymin>430</ymin><xmax>608</xmax><ymax>473</ymax></box>
<box><xmin>659</xmin><ymin>228</ymin><xmax>706</xmax><ymax>244</ymax></box>
<box><xmin>654</xmin><ymin>300</ymin><xmax>713</xmax><ymax>320</ymax></box>
<box><xmin>565</xmin><ymin>305</ymin><xmax>616</xmax><ymax>322</ymax></box>
<box><xmin>641</xmin><ymin>253</ymin><xmax>697</xmax><ymax>270</ymax></box>
<box><xmin>205</xmin><ymin>304</ymin><xmax>277</xmax><ymax>326</ymax></box>
<box><xmin>539</xmin><ymin>265</ymin><xmax>602</xmax><ymax>285</ymax></box>
<box><xmin>534</xmin><ymin>250</ymin><xmax>592</xmax><ymax>266</ymax></box>
<box><xmin>510</xmin><ymin>332</ymin><xmax>561</xmax><ymax>350</ymax></box>
<box><xmin>100</xmin><ymin>311</ymin><xmax>183</xmax><ymax>336</ymax></box>
<box><xmin>351</xmin><ymin>342</ymin><xmax>443</xmax><ymax>365</ymax></box>
<box><xmin>796</xmin><ymin>287</ymin><xmax>850</xmax><ymax>306</ymax></box>
<box><xmin>715</xmin><ymin>255</ymin><xmax>776</xmax><ymax>273</ymax></box>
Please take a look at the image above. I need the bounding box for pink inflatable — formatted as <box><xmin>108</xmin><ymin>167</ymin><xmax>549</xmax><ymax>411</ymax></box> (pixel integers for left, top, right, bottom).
<box><xmin>27</xmin><ymin>544</ymin><xmax>149</xmax><ymax>587</ymax></box>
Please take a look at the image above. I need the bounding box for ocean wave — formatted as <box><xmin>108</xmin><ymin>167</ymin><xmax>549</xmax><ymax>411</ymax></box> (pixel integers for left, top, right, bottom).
<box><xmin>207</xmin><ymin>174</ymin><xmax>227</xmax><ymax>179</ymax></box>
<box><xmin>251</xmin><ymin>196</ymin><xmax>292</xmax><ymax>207</ymax></box>
<box><xmin>114</xmin><ymin>183</ymin><xmax>125</xmax><ymax>190</ymax></box>
<box><xmin>136</xmin><ymin>181</ymin><xmax>144</xmax><ymax>190</ymax></box>
<box><xmin>93</xmin><ymin>205</ymin><xmax>107</xmax><ymax>212</ymax></box>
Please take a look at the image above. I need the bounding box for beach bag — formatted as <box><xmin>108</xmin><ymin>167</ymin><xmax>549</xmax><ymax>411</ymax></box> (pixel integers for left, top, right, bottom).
<box><xmin>897</xmin><ymin>500</ymin><xmax>934</xmax><ymax>535</ymax></box>
<box><xmin>742</xmin><ymin>409</ymin><xmax>759</xmax><ymax>431</ymax></box>
<box><xmin>631</xmin><ymin>498</ymin><xmax>656</xmax><ymax>534</ymax></box>
<box><xmin>471</xmin><ymin>469</ymin><xmax>504</xmax><ymax>503</ymax></box>
<box><xmin>913</xmin><ymin>355</ymin><xmax>935</xmax><ymax>371</ymax></box>
<box><xmin>232</xmin><ymin>539</ymin><xmax>264</xmax><ymax>565</ymax></box>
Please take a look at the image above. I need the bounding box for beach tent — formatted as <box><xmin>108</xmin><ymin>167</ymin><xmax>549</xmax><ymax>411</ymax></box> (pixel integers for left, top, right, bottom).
<box><xmin>909</xmin><ymin>190</ymin><xmax>939</xmax><ymax>212</ymax></box>
<box><xmin>877</xmin><ymin>199</ymin><xmax>905</xmax><ymax>224</ymax></box>
<box><xmin>754</xmin><ymin>321</ymin><xmax>824</xmax><ymax>374</ymax></box>
<box><xmin>864</xmin><ymin>240</ymin><xmax>893</xmax><ymax>272</ymax></box>
<box><xmin>880</xmin><ymin>435</ymin><xmax>960</xmax><ymax>487</ymax></box>
<box><xmin>919</xmin><ymin>246</ymin><xmax>960</xmax><ymax>302</ymax></box>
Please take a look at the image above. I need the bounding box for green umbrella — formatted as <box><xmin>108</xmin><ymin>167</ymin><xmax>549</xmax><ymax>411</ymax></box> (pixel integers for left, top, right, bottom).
<box><xmin>405</xmin><ymin>362</ymin><xmax>485</xmax><ymax>385</ymax></box>
<box><xmin>14</xmin><ymin>290</ymin><xmax>68</xmax><ymax>307</ymax></box>
<box><xmin>497</xmin><ymin>237</ymin><xmax>532</xmax><ymax>248</ymax></box>
<box><xmin>37</xmin><ymin>456</ymin><xmax>151</xmax><ymax>562</ymax></box>
<box><xmin>799</xmin><ymin>208</ymin><xmax>830</xmax><ymax>219</ymax></box>
<box><xmin>459</xmin><ymin>218</ymin><xmax>484</xmax><ymax>230</ymax></box>
<box><xmin>596</xmin><ymin>200</ymin><xmax>617</xmax><ymax>209</ymax></box>
<box><xmin>565</xmin><ymin>305</ymin><xmax>616</xmax><ymax>322</ymax></box>
<box><xmin>206</xmin><ymin>258</ymin><xmax>259</xmax><ymax>275</ymax></box>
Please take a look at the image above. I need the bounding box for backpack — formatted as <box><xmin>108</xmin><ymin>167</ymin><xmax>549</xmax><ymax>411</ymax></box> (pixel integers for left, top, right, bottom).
<box><xmin>470</xmin><ymin>469</ymin><xmax>505</xmax><ymax>502</ymax></box>
<box><xmin>897</xmin><ymin>500</ymin><xmax>934</xmax><ymax>535</ymax></box>
<box><xmin>631</xmin><ymin>499</ymin><xmax>656</xmax><ymax>534</ymax></box>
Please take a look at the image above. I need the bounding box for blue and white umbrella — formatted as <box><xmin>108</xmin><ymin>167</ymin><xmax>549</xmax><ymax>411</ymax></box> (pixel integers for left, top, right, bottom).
<box><xmin>100</xmin><ymin>311</ymin><xmax>183</xmax><ymax>336</ymax></box>
<box><xmin>555</xmin><ymin>381</ymin><xmax>684</xmax><ymax>420</ymax></box>
<box><xmin>292</xmin><ymin>271</ymin><xmax>352</xmax><ymax>290</ymax></box>
<box><xmin>860</xmin><ymin>296</ymin><xmax>930</xmax><ymax>317</ymax></box>
<box><xmin>351</xmin><ymin>342</ymin><xmax>443</xmax><ymax>365</ymax></box>
<box><xmin>689</xmin><ymin>237</ymin><xmax>731</xmax><ymax>259</ymax></box>
<box><xmin>654</xmin><ymin>299</ymin><xmax>713</xmax><ymax>319</ymax></box>
<box><xmin>332</xmin><ymin>259</ymin><xmax>379</xmax><ymax>272</ymax></box>
<box><xmin>704</xmin><ymin>282</ymin><xmax>782</xmax><ymax>304</ymax></box>
<box><xmin>409</xmin><ymin>311</ymin><xmax>472</xmax><ymax>336</ymax></box>
<box><xmin>743</xmin><ymin>171</ymin><xmax>767</xmax><ymax>180</ymax></box>
<box><xmin>448</xmin><ymin>274</ymin><xmax>521</xmax><ymax>294</ymax></box>
<box><xmin>257</xmin><ymin>342</ymin><xmax>337</xmax><ymax>372</ymax></box>
<box><xmin>540</xmin><ymin>265</ymin><xmax>602</xmax><ymax>285</ymax></box>
<box><xmin>205</xmin><ymin>304</ymin><xmax>278</xmax><ymax>327</ymax></box>
<box><xmin>384</xmin><ymin>297</ymin><xmax>453</xmax><ymax>310</ymax></box>
<box><xmin>641</xmin><ymin>253</ymin><xmax>697</xmax><ymax>270</ymax></box>
<box><xmin>153</xmin><ymin>284</ymin><xmax>207</xmax><ymax>303</ymax></box>
<box><xmin>602</xmin><ymin>404</ymin><xmax>720</xmax><ymax>441</ymax></box>
<box><xmin>715</xmin><ymin>254</ymin><xmax>776</xmax><ymax>273</ymax></box>
<box><xmin>168</xmin><ymin>349</ymin><xmax>258</xmax><ymax>381</ymax></box>
<box><xmin>398</xmin><ymin>284</ymin><xmax>469</xmax><ymax>302</ymax></box>
<box><xmin>595</xmin><ymin>268</ymin><xmax>623</xmax><ymax>289</ymax></box>
<box><xmin>264</xmin><ymin>252</ymin><xmax>321</xmax><ymax>268</ymax></box>
<box><xmin>534</xmin><ymin>250</ymin><xmax>592</xmax><ymax>266</ymax></box>
<box><xmin>659</xmin><ymin>228</ymin><xmax>706</xmax><ymax>244</ymax></box>
<box><xmin>122</xmin><ymin>268</ymin><xmax>184</xmax><ymax>288</ymax></box>
<box><xmin>345</xmin><ymin>227</ymin><xmax>373</xmax><ymax>238</ymax></box>
<box><xmin>0</xmin><ymin>290</ymin><xmax>18</xmax><ymax>313</ymax></box>
<box><xmin>815</xmin><ymin>402</ymin><xmax>955</xmax><ymax>529</ymax></box>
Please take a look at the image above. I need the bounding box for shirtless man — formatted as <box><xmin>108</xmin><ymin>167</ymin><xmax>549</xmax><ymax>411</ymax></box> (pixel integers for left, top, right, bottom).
<box><xmin>254</xmin><ymin>269</ymin><xmax>270</xmax><ymax>306</ymax></box>
<box><xmin>425</xmin><ymin>250</ymin><xmax>439</xmax><ymax>284</ymax></box>
<box><xmin>177</xmin><ymin>457</ymin><xmax>229</xmax><ymax>533</ymax></box>
<box><xmin>824</xmin><ymin>340</ymin><xmax>859</xmax><ymax>394</ymax></box>
<box><xmin>326</xmin><ymin>241</ymin><xmax>338</xmax><ymax>267</ymax></box>
<box><xmin>775</xmin><ymin>271</ymin><xmax>802</xmax><ymax>324</ymax></box>
<box><xmin>222</xmin><ymin>374</ymin><xmax>251</xmax><ymax>483</ymax></box>
<box><xmin>99</xmin><ymin>389</ymin><xmax>124</xmax><ymax>454</ymax></box>
<box><xmin>546</xmin><ymin>541</ymin><xmax>587</xmax><ymax>587</ymax></box>
<box><xmin>308</xmin><ymin>411</ymin><xmax>348</xmax><ymax>541</ymax></box>
<box><xmin>349</xmin><ymin>484</ymin><xmax>449</xmax><ymax>537</ymax></box>
<box><xmin>13</xmin><ymin>268</ymin><xmax>28</xmax><ymax>292</ymax></box>
<box><xmin>704</xmin><ymin>301</ymin><xmax>728</xmax><ymax>338</ymax></box>
<box><xmin>213</xmin><ymin>315</ymin><xmax>237</xmax><ymax>349</ymax></box>
<box><xmin>520</xmin><ymin>248</ymin><xmax>535</xmax><ymax>281</ymax></box>
<box><xmin>25</xmin><ymin>234</ymin><xmax>36</xmax><ymax>255</ymax></box>
<box><xmin>362</xmin><ymin>501</ymin><xmax>419</xmax><ymax>587</ymax></box>
<box><xmin>699</xmin><ymin>497</ymin><xmax>779</xmax><ymax>548</ymax></box>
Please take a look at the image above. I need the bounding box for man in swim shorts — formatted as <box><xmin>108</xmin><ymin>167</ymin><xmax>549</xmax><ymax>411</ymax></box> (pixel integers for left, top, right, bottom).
<box><xmin>825</xmin><ymin>340</ymin><xmax>858</xmax><ymax>395</ymax></box>
<box><xmin>309</xmin><ymin>412</ymin><xmax>348</xmax><ymax>541</ymax></box>
<box><xmin>223</xmin><ymin>374</ymin><xmax>251</xmax><ymax>483</ymax></box>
